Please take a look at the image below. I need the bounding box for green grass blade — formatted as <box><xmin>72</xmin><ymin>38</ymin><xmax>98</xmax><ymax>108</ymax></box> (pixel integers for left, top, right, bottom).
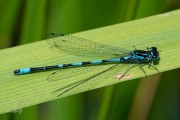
<box><xmin>0</xmin><ymin>9</ymin><xmax>179</xmax><ymax>114</ymax></box>
<box><xmin>0</xmin><ymin>0</ymin><xmax>23</xmax><ymax>48</ymax></box>
<box><xmin>20</xmin><ymin>0</ymin><xmax>47</xmax><ymax>44</ymax></box>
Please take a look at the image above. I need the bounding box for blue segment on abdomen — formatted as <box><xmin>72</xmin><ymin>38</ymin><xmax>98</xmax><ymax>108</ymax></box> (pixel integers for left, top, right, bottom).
<box><xmin>58</xmin><ymin>64</ymin><xmax>63</xmax><ymax>68</ymax></box>
<box><xmin>19</xmin><ymin>68</ymin><xmax>30</xmax><ymax>75</ymax></box>
<box><xmin>90</xmin><ymin>60</ymin><xmax>102</xmax><ymax>64</ymax></box>
<box><xmin>71</xmin><ymin>62</ymin><xmax>83</xmax><ymax>66</ymax></box>
<box><xmin>107</xmin><ymin>58</ymin><xmax>121</xmax><ymax>62</ymax></box>
<box><xmin>124</xmin><ymin>56</ymin><xmax>130</xmax><ymax>60</ymax></box>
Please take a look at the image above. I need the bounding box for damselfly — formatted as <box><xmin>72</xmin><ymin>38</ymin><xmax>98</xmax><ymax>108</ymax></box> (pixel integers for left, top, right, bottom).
<box><xmin>14</xmin><ymin>33</ymin><xmax>160</xmax><ymax>96</ymax></box>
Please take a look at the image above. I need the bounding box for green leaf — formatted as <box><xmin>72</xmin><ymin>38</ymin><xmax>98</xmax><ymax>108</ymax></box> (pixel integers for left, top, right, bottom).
<box><xmin>0</xmin><ymin>9</ymin><xmax>179</xmax><ymax>114</ymax></box>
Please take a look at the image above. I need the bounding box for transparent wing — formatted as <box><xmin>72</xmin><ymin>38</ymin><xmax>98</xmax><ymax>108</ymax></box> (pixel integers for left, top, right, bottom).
<box><xmin>47</xmin><ymin>66</ymin><xmax>98</xmax><ymax>81</ymax></box>
<box><xmin>50</xmin><ymin>63</ymin><xmax>131</xmax><ymax>96</ymax></box>
<box><xmin>47</xmin><ymin>33</ymin><xmax>131</xmax><ymax>59</ymax></box>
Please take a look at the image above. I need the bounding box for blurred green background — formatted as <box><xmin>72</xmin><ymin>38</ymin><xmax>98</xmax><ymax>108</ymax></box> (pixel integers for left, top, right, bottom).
<box><xmin>0</xmin><ymin>0</ymin><xmax>180</xmax><ymax>120</ymax></box>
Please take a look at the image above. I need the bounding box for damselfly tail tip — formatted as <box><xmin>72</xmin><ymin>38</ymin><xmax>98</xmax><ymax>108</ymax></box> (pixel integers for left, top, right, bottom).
<box><xmin>14</xmin><ymin>69</ymin><xmax>20</xmax><ymax>75</ymax></box>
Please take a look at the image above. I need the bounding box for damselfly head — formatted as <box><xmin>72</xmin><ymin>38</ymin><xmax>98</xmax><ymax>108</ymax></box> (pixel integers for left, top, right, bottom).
<box><xmin>150</xmin><ymin>47</ymin><xmax>160</xmax><ymax>61</ymax></box>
